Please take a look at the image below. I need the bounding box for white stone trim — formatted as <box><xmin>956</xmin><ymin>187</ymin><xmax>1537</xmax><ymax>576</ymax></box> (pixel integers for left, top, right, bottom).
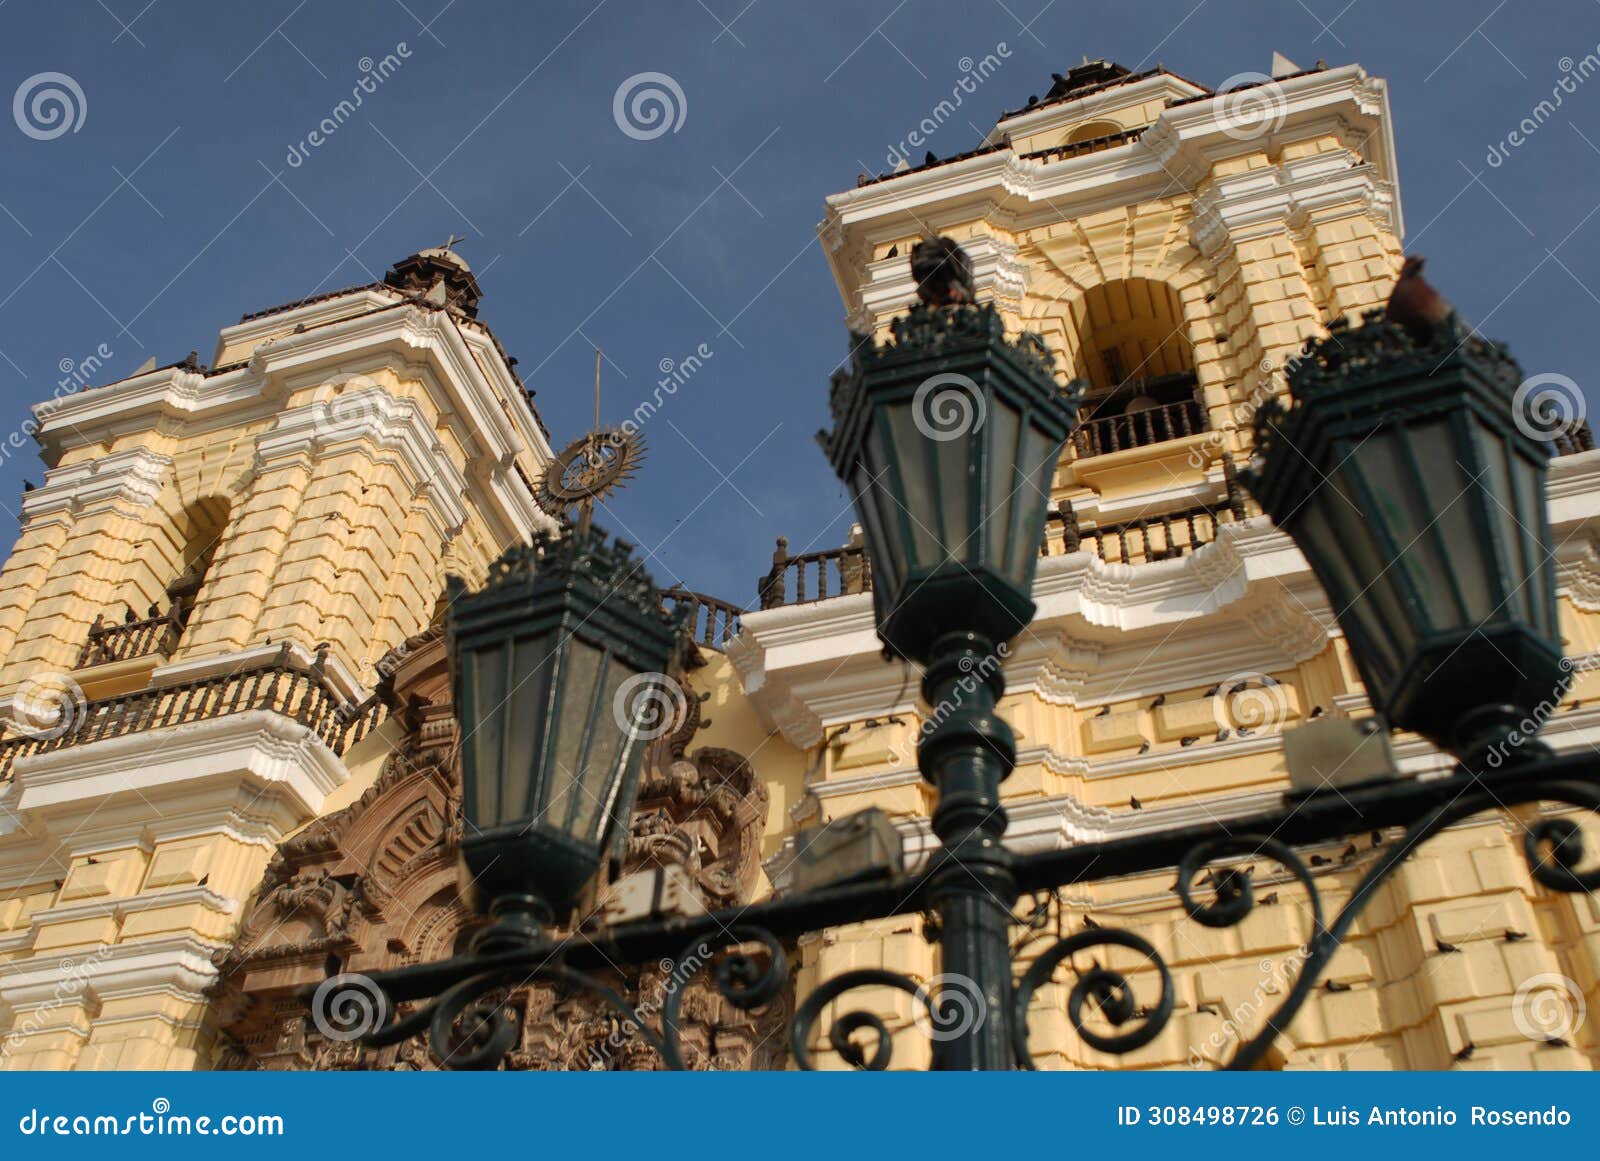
<box><xmin>0</xmin><ymin>711</ymin><xmax>352</xmax><ymax>884</ymax></box>
<box><xmin>253</xmin><ymin>386</ymin><xmax>471</xmax><ymax>539</ymax></box>
<box><xmin>30</xmin><ymin>301</ymin><xmax>553</xmax><ymax>547</ymax></box>
<box><xmin>821</xmin><ymin>65</ymin><xmax>1403</xmax><ymax>327</ymax></box>
<box><xmin>0</xmin><ymin>933</ymin><xmax>224</xmax><ymax>1012</ymax></box>
<box><xmin>19</xmin><ymin>448</ymin><xmax>174</xmax><ymax>520</ymax></box>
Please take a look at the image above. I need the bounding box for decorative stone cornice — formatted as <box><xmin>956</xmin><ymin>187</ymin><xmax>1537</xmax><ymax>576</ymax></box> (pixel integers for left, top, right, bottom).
<box><xmin>19</xmin><ymin>448</ymin><xmax>174</xmax><ymax>521</ymax></box>
<box><xmin>1</xmin><ymin>711</ymin><xmax>352</xmax><ymax>877</ymax></box>
<box><xmin>253</xmin><ymin>386</ymin><xmax>470</xmax><ymax>538</ymax></box>
<box><xmin>821</xmin><ymin>64</ymin><xmax>1403</xmax><ymax>314</ymax></box>
<box><xmin>29</xmin><ymin>299</ymin><xmax>553</xmax><ymax>546</ymax></box>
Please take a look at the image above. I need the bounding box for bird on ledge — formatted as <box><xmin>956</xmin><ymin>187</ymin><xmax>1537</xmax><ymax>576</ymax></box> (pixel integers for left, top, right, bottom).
<box><xmin>1385</xmin><ymin>254</ymin><xmax>1454</xmax><ymax>346</ymax></box>
<box><xmin>910</xmin><ymin>235</ymin><xmax>975</xmax><ymax>307</ymax></box>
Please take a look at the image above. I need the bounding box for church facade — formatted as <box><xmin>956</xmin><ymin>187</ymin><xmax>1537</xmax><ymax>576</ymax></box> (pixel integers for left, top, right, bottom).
<box><xmin>1</xmin><ymin>58</ymin><xmax>1598</xmax><ymax>1070</ymax></box>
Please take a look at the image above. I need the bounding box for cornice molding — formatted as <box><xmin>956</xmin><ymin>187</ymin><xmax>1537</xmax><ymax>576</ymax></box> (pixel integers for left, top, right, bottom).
<box><xmin>253</xmin><ymin>386</ymin><xmax>470</xmax><ymax>539</ymax></box>
<box><xmin>19</xmin><ymin>447</ymin><xmax>174</xmax><ymax>520</ymax></box>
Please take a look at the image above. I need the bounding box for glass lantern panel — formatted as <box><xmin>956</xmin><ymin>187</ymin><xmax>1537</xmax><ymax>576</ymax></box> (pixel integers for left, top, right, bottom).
<box><xmin>464</xmin><ymin>642</ymin><xmax>508</xmax><ymax>828</ymax></box>
<box><xmin>1474</xmin><ymin>421</ymin><xmax>1530</xmax><ymax>624</ymax></box>
<box><xmin>547</xmin><ymin>636</ymin><xmax>607</xmax><ymax>836</ymax></box>
<box><xmin>572</xmin><ymin>653</ymin><xmax>639</xmax><ymax>843</ymax></box>
<box><xmin>1508</xmin><ymin>443</ymin><xmax>1556</xmax><ymax>635</ymax></box>
<box><xmin>501</xmin><ymin>633</ymin><xmax>557</xmax><ymax>824</ymax></box>
<box><xmin>1006</xmin><ymin>424</ymin><xmax>1058</xmax><ymax>582</ymax></box>
<box><xmin>1350</xmin><ymin>432</ymin><xmax>1463</xmax><ymax>628</ymax></box>
<box><xmin>1304</xmin><ymin>476</ymin><xmax>1405</xmax><ymax>682</ymax></box>
<box><xmin>885</xmin><ymin>405</ymin><xmax>945</xmax><ymax>570</ymax></box>
<box><xmin>984</xmin><ymin>398</ymin><xmax>1022</xmax><ymax>576</ymax></box>
<box><xmin>934</xmin><ymin>414</ymin><xmax>974</xmax><ymax>563</ymax></box>
<box><xmin>1406</xmin><ymin>420</ymin><xmax>1494</xmax><ymax>622</ymax></box>
<box><xmin>852</xmin><ymin>461</ymin><xmax>902</xmax><ymax>594</ymax></box>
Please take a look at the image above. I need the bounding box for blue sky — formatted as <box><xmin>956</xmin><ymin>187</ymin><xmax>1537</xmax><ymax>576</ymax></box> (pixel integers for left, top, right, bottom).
<box><xmin>1</xmin><ymin>0</ymin><xmax>1597</xmax><ymax>607</ymax></box>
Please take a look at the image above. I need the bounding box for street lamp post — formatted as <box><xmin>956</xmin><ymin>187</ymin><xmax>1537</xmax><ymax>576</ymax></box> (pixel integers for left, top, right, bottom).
<box><xmin>816</xmin><ymin>277</ymin><xmax>1083</xmax><ymax>1068</ymax></box>
<box><xmin>313</xmin><ymin>247</ymin><xmax>1600</xmax><ymax>1072</ymax></box>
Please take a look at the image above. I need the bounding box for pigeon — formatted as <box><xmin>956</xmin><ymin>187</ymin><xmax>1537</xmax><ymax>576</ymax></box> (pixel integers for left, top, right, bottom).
<box><xmin>1180</xmin><ymin>735</ymin><xmax>1199</xmax><ymax>747</ymax></box>
<box><xmin>1386</xmin><ymin>255</ymin><xmax>1454</xmax><ymax>346</ymax></box>
<box><xmin>909</xmin><ymin>235</ymin><xmax>975</xmax><ymax>307</ymax></box>
<box><xmin>1137</xmin><ymin>738</ymin><xmax>1151</xmax><ymax>755</ymax></box>
<box><xmin>885</xmin><ymin>244</ymin><xmax>898</xmax><ymax>258</ymax></box>
<box><xmin>1215</xmin><ymin>728</ymin><xmax>1231</xmax><ymax>742</ymax></box>
<box><xmin>1339</xmin><ymin>843</ymin><xmax>1358</xmax><ymax>864</ymax></box>
<box><xmin>1325</xmin><ymin>979</ymin><xmax>1352</xmax><ymax>992</ymax></box>
<box><xmin>1309</xmin><ymin>854</ymin><xmax>1330</xmax><ymax>867</ymax></box>
<box><xmin>1504</xmin><ymin>929</ymin><xmax>1528</xmax><ymax>942</ymax></box>
<box><xmin>1435</xmin><ymin>938</ymin><xmax>1460</xmax><ymax>954</ymax></box>
<box><xmin>1545</xmin><ymin>1037</ymin><xmax>1570</xmax><ymax>1048</ymax></box>
<box><xmin>1259</xmin><ymin>892</ymin><xmax>1280</xmax><ymax>905</ymax></box>
<box><xmin>1453</xmin><ymin>1042</ymin><xmax>1475</xmax><ymax>1062</ymax></box>
<box><xmin>1095</xmin><ymin>704</ymin><xmax>1112</xmax><ymax>717</ymax></box>
<box><xmin>924</xmin><ymin>150</ymin><xmax>938</xmax><ymax>166</ymax></box>
<box><xmin>1129</xmin><ymin>795</ymin><xmax>1142</xmax><ymax>811</ymax></box>
<box><xmin>1309</xmin><ymin>705</ymin><xmax>1326</xmax><ymax>719</ymax></box>
<box><xmin>1150</xmin><ymin>693</ymin><xmax>1166</xmax><ymax>709</ymax></box>
<box><xmin>22</xmin><ymin>479</ymin><xmax>34</xmax><ymax>492</ymax></box>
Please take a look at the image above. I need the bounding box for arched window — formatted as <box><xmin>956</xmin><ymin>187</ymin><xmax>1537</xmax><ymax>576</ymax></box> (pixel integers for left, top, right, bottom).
<box><xmin>1063</xmin><ymin>119</ymin><xmax>1123</xmax><ymax>146</ymax></box>
<box><xmin>77</xmin><ymin>494</ymin><xmax>230</xmax><ymax>668</ymax></box>
<box><xmin>1062</xmin><ymin>278</ymin><xmax>1205</xmax><ymax>457</ymax></box>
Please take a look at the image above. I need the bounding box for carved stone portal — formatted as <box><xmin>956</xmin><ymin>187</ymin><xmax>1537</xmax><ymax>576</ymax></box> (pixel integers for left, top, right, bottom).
<box><xmin>209</xmin><ymin>629</ymin><xmax>787</xmax><ymax>1071</ymax></box>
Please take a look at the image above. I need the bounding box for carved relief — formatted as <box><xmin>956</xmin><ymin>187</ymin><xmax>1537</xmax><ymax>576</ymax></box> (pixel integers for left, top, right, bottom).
<box><xmin>209</xmin><ymin>629</ymin><xmax>786</xmax><ymax>1070</ymax></box>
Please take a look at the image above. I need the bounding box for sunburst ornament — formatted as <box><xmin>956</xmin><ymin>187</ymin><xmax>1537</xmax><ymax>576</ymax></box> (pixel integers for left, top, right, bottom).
<box><xmin>535</xmin><ymin>349</ymin><xmax>646</xmax><ymax>533</ymax></box>
<box><xmin>538</xmin><ymin>426</ymin><xmax>645</xmax><ymax>519</ymax></box>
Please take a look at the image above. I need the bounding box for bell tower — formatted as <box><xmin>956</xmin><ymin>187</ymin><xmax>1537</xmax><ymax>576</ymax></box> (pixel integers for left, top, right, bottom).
<box><xmin>0</xmin><ymin>249</ymin><xmax>554</xmax><ymax>1068</ymax></box>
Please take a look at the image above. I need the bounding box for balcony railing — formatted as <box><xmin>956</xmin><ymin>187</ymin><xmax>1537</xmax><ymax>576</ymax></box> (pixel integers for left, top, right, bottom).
<box><xmin>756</xmin><ymin>537</ymin><xmax>872</xmax><ymax>610</ymax></box>
<box><xmin>1073</xmin><ymin>396</ymin><xmax>1207</xmax><ymax>458</ymax></box>
<box><xmin>0</xmin><ymin>645</ymin><xmax>386</xmax><ymax>782</ymax></box>
<box><xmin>77</xmin><ymin>604</ymin><xmax>185</xmax><ymax>668</ymax></box>
<box><xmin>661</xmin><ymin>587</ymin><xmax>744</xmax><ymax>652</ymax></box>
<box><xmin>1552</xmin><ymin>419</ymin><xmax>1596</xmax><ymax>457</ymax></box>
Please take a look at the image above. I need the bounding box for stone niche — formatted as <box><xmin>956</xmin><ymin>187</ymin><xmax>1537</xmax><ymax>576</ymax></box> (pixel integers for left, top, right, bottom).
<box><xmin>209</xmin><ymin>629</ymin><xmax>788</xmax><ymax>1071</ymax></box>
